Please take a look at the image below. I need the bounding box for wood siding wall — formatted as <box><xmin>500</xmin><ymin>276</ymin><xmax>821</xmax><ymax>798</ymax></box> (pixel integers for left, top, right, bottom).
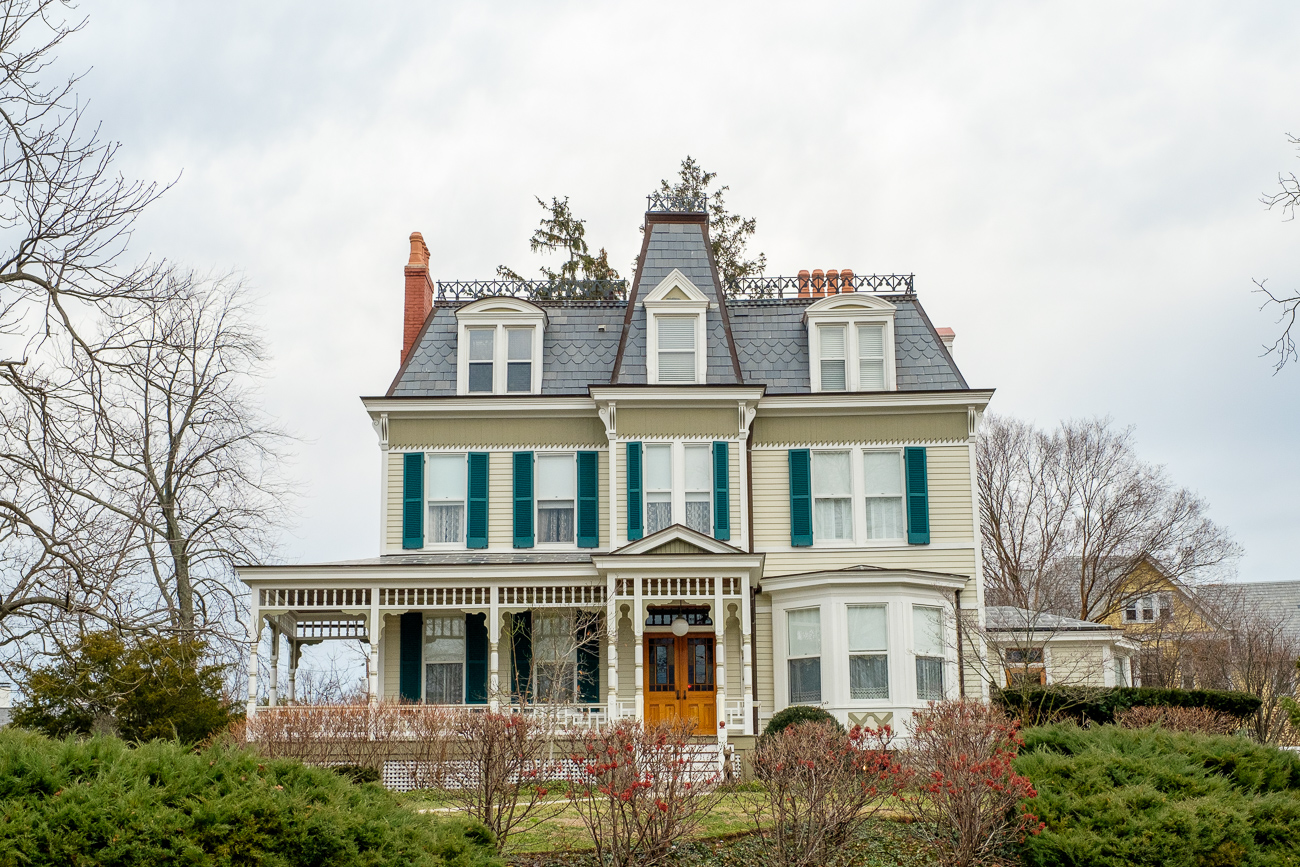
<box><xmin>755</xmin><ymin>602</ymin><xmax>774</xmax><ymax>723</ymax></box>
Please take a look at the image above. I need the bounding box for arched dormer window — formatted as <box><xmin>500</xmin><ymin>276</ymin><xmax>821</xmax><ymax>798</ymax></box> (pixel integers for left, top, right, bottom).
<box><xmin>455</xmin><ymin>297</ymin><xmax>546</xmax><ymax>395</ymax></box>
<box><xmin>804</xmin><ymin>294</ymin><xmax>897</xmax><ymax>392</ymax></box>
<box><xmin>643</xmin><ymin>269</ymin><xmax>709</xmax><ymax>385</ymax></box>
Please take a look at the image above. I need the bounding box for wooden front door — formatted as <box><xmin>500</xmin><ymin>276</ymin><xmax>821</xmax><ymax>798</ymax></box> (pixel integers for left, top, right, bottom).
<box><xmin>644</xmin><ymin>635</ymin><xmax>716</xmax><ymax>734</ymax></box>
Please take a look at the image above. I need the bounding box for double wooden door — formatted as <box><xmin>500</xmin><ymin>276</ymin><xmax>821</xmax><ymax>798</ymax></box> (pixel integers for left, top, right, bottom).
<box><xmin>644</xmin><ymin>635</ymin><xmax>716</xmax><ymax>734</ymax></box>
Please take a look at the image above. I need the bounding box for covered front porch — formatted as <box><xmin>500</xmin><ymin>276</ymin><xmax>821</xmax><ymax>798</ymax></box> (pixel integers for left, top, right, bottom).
<box><xmin>240</xmin><ymin>528</ymin><xmax>765</xmax><ymax>743</ymax></box>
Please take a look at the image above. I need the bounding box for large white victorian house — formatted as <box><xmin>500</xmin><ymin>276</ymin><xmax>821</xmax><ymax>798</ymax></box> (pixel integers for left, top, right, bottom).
<box><xmin>239</xmin><ymin>196</ymin><xmax>993</xmax><ymax>747</ymax></box>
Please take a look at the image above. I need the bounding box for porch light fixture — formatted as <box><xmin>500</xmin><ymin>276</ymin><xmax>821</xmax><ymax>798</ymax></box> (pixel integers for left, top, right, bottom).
<box><xmin>671</xmin><ymin>616</ymin><xmax>690</xmax><ymax>637</ymax></box>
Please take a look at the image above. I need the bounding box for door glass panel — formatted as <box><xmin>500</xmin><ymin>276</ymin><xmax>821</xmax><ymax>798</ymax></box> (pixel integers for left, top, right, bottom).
<box><xmin>688</xmin><ymin>638</ymin><xmax>714</xmax><ymax>691</ymax></box>
<box><xmin>649</xmin><ymin>638</ymin><xmax>675</xmax><ymax>691</ymax></box>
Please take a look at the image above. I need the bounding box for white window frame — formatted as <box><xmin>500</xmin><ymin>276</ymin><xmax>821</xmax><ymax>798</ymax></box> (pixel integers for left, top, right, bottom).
<box><xmin>424</xmin><ymin>452</ymin><xmax>467</xmax><ymax>548</ymax></box>
<box><xmin>912</xmin><ymin>604</ymin><xmax>947</xmax><ymax>702</ymax></box>
<box><xmin>535</xmin><ymin>451</ymin><xmax>577</xmax><ymax>548</ymax></box>
<box><xmin>638</xmin><ymin>440</ymin><xmax>724</xmax><ymax>537</ymax></box>
<box><xmin>786</xmin><ymin>606</ymin><xmax>823</xmax><ymax>705</ymax></box>
<box><xmin>683</xmin><ymin>442</ymin><xmax>713</xmax><ymax>536</ymax></box>
<box><xmin>807</xmin><ymin>447</ymin><xmax>908</xmax><ymax>548</ymax></box>
<box><xmin>805</xmin><ymin>294</ymin><xmax>897</xmax><ymax>392</ymax></box>
<box><xmin>423</xmin><ymin>614</ymin><xmax>467</xmax><ymax>705</ymax></box>
<box><xmin>643</xmin><ymin>269</ymin><xmax>709</xmax><ymax>385</ymax></box>
<box><xmin>455</xmin><ymin>298</ymin><xmax>546</xmax><ymax>395</ymax></box>
<box><xmin>846</xmin><ymin>603</ymin><xmax>890</xmax><ymax>702</ymax></box>
<box><xmin>811</xmin><ymin>449</ymin><xmax>853</xmax><ymax>545</ymax></box>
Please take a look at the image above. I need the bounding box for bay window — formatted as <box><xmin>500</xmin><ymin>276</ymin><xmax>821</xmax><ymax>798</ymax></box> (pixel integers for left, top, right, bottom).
<box><xmin>913</xmin><ymin>605</ymin><xmax>946</xmax><ymax>701</ymax></box>
<box><xmin>848</xmin><ymin>605</ymin><xmax>889</xmax><ymax>699</ymax></box>
<box><xmin>536</xmin><ymin>453</ymin><xmax>575</xmax><ymax>544</ymax></box>
<box><xmin>787</xmin><ymin>607</ymin><xmax>822</xmax><ymax>704</ymax></box>
<box><xmin>426</xmin><ymin>454</ymin><xmax>466</xmax><ymax>544</ymax></box>
<box><xmin>813</xmin><ymin>451</ymin><xmax>852</xmax><ymax>542</ymax></box>
<box><xmin>424</xmin><ymin>615</ymin><xmax>466</xmax><ymax>704</ymax></box>
<box><xmin>684</xmin><ymin>444</ymin><xmax>712</xmax><ymax>535</ymax></box>
<box><xmin>863</xmin><ymin>450</ymin><xmax>905</xmax><ymax>540</ymax></box>
<box><xmin>645</xmin><ymin>444</ymin><xmax>673</xmax><ymax>534</ymax></box>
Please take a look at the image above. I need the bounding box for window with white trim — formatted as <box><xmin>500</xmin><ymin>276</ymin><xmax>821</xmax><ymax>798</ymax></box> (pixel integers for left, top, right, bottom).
<box><xmin>863</xmin><ymin>450</ymin><xmax>905</xmax><ymax>540</ymax></box>
<box><xmin>818</xmin><ymin>325</ymin><xmax>847</xmax><ymax>391</ymax></box>
<box><xmin>426</xmin><ymin>454</ymin><xmax>466</xmax><ymax>544</ymax></box>
<box><xmin>1005</xmin><ymin>647</ymin><xmax>1045</xmax><ymax>686</ymax></box>
<box><xmin>533</xmin><ymin>611</ymin><xmax>577</xmax><ymax>702</ymax></box>
<box><xmin>645</xmin><ymin>444</ymin><xmax>673</xmax><ymax>534</ymax></box>
<box><xmin>813</xmin><ymin>451</ymin><xmax>852</xmax><ymax>542</ymax></box>
<box><xmin>656</xmin><ymin>316</ymin><xmax>697</xmax><ymax>383</ymax></box>
<box><xmin>684</xmin><ymin>444</ymin><xmax>712</xmax><ymax>535</ymax></box>
<box><xmin>424</xmin><ymin>615</ymin><xmax>465</xmax><ymax>704</ymax></box>
<box><xmin>1124</xmin><ymin>593</ymin><xmax>1172</xmax><ymax>623</ymax></box>
<box><xmin>506</xmin><ymin>327</ymin><xmax>533</xmax><ymax>393</ymax></box>
<box><xmin>536</xmin><ymin>453</ymin><xmax>575</xmax><ymax>544</ymax></box>
<box><xmin>913</xmin><ymin>605</ymin><xmax>945</xmax><ymax>701</ymax></box>
<box><xmin>787</xmin><ymin>607</ymin><xmax>822</xmax><ymax>704</ymax></box>
<box><xmin>848</xmin><ymin>605</ymin><xmax>889</xmax><ymax>699</ymax></box>
<box><xmin>467</xmin><ymin>328</ymin><xmax>494</xmax><ymax>394</ymax></box>
<box><xmin>858</xmin><ymin>324</ymin><xmax>886</xmax><ymax>390</ymax></box>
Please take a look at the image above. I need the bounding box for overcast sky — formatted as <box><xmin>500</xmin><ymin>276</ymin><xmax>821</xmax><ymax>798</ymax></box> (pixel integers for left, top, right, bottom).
<box><xmin>58</xmin><ymin>1</ymin><xmax>1300</xmax><ymax>585</ymax></box>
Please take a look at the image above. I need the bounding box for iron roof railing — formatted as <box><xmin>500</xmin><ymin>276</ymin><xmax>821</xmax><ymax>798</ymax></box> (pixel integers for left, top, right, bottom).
<box><xmin>725</xmin><ymin>273</ymin><xmax>914</xmax><ymax>299</ymax></box>
<box><xmin>436</xmin><ymin>279</ymin><xmax>628</xmax><ymax>302</ymax></box>
<box><xmin>435</xmin><ymin>273</ymin><xmax>913</xmax><ymax>303</ymax></box>
<box><xmin>646</xmin><ymin>190</ymin><xmax>707</xmax><ymax>213</ymax></box>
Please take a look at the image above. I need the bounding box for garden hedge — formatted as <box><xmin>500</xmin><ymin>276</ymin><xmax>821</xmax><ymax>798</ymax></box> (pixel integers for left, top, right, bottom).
<box><xmin>0</xmin><ymin>729</ymin><xmax>500</xmax><ymax>867</ymax></box>
<box><xmin>995</xmin><ymin>684</ymin><xmax>1262</xmax><ymax>725</ymax></box>
<box><xmin>1017</xmin><ymin>724</ymin><xmax>1300</xmax><ymax>867</ymax></box>
<box><xmin>762</xmin><ymin>705</ymin><xmax>842</xmax><ymax>738</ymax></box>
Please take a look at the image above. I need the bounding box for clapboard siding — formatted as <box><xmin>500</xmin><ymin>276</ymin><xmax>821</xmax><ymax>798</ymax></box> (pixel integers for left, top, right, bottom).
<box><xmin>383</xmin><ymin>614</ymin><xmax>401</xmax><ymax>698</ymax></box>
<box><xmin>926</xmin><ymin>446</ymin><xmax>974</xmax><ymax>543</ymax></box>
<box><xmin>488</xmin><ymin>451</ymin><xmax>512</xmax><ymax>547</ymax></box>
<box><xmin>385</xmin><ymin>451</ymin><xmax>404</xmax><ymax>552</ymax></box>
<box><xmin>755</xmin><ymin>601</ymin><xmax>774</xmax><ymax>722</ymax></box>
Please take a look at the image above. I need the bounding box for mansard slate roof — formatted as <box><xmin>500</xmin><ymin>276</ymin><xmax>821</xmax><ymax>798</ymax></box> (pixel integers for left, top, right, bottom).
<box><xmin>389</xmin><ymin>214</ymin><xmax>967</xmax><ymax>397</ymax></box>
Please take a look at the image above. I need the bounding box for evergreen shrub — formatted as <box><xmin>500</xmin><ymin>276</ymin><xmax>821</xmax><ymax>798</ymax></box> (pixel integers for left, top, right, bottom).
<box><xmin>762</xmin><ymin>705</ymin><xmax>842</xmax><ymax>738</ymax></box>
<box><xmin>0</xmin><ymin>728</ymin><xmax>500</xmax><ymax>867</ymax></box>
<box><xmin>996</xmin><ymin>684</ymin><xmax>1262</xmax><ymax>726</ymax></box>
<box><xmin>1017</xmin><ymin>724</ymin><xmax>1300</xmax><ymax>867</ymax></box>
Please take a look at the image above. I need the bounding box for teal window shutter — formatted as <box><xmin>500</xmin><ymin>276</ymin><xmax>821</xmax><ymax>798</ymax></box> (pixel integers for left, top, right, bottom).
<box><xmin>465</xmin><ymin>613</ymin><xmax>488</xmax><ymax>704</ymax></box>
<box><xmin>576</xmin><ymin>451</ymin><xmax>599</xmax><ymax>548</ymax></box>
<box><xmin>513</xmin><ymin>451</ymin><xmax>534</xmax><ymax>548</ymax></box>
<box><xmin>510</xmin><ymin>611</ymin><xmax>532</xmax><ymax>701</ymax></box>
<box><xmin>402</xmin><ymin>452</ymin><xmax>424</xmax><ymax>549</ymax></box>
<box><xmin>905</xmin><ymin>446</ymin><xmax>930</xmax><ymax>545</ymax></box>
<box><xmin>576</xmin><ymin>615</ymin><xmax>600</xmax><ymax>703</ymax></box>
<box><xmin>399</xmin><ymin>611</ymin><xmax>422</xmax><ymax>702</ymax></box>
<box><xmin>789</xmin><ymin>449</ymin><xmax>812</xmax><ymax>547</ymax></box>
<box><xmin>626</xmin><ymin>442</ymin><xmax>643</xmax><ymax>541</ymax></box>
<box><xmin>466</xmin><ymin>452</ymin><xmax>489</xmax><ymax>549</ymax></box>
<box><xmin>713</xmin><ymin>441</ymin><xmax>730</xmax><ymax>541</ymax></box>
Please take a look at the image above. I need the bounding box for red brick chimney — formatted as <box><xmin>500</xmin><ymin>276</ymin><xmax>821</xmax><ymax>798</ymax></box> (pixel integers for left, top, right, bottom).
<box><xmin>403</xmin><ymin>232</ymin><xmax>432</xmax><ymax>365</ymax></box>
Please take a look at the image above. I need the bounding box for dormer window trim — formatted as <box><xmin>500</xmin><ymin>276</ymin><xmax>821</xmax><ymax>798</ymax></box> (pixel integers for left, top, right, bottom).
<box><xmin>643</xmin><ymin>269</ymin><xmax>709</xmax><ymax>385</ymax></box>
<box><xmin>805</xmin><ymin>294</ymin><xmax>898</xmax><ymax>392</ymax></box>
<box><xmin>455</xmin><ymin>298</ymin><xmax>546</xmax><ymax>396</ymax></box>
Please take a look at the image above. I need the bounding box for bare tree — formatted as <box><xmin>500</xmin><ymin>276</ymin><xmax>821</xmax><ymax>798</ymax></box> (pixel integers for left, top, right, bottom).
<box><xmin>1256</xmin><ymin>132</ymin><xmax>1300</xmax><ymax>371</ymax></box>
<box><xmin>655</xmin><ymin>156</ymin><xmax>766</xmax><ymax>287</ymax></box>
<box><xmin>0</xmin><ymin>0</ymin><xmax>172</xmax><ymax>645</ymax></box>
<box><xmin>979</xmin><ymin>415</ymin><xmax>1239</xmax><ymax>624</ymax></box>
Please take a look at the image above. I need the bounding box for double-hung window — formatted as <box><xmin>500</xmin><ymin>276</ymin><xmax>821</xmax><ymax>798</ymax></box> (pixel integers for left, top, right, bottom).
<box><xmin>644</xmin><ymin>444</ymin><xmax>673</xmax><ymax>534</ymax></box>
<box><xmin>506</xmin><ymin>327</ymin><xmax>533</xmax><ymax>392</ymax></box>
<box><xmin>536</xmin><ymin>454</ymin><xmax>575</xmax><ymax>544</ymax></box>
<box><xmin>863</xmin><ymin>450</ymin><xmax>905</xmax><ymax>540</ymax></box>
<box><xmin>467</xmin><ymin>328</ymin><xmax>495</xmax><ymax>393</ymax></box>
<box><xmin>656</xmin><ymin>316</ymin><xmax>697</xmax><ymax>383</ymax></box>
<box><xmin>533</xmin><ymin>611</ymin><xmax>577</xmax><ymax>703</ymax></box>
<box><xmin>426</xmin><ymin>454</ymin><xmax>466</xmax><ymax>544</ymax></box>
<box><xmin>787</xmin><ymin>607</ymin><xmax>822</xmax><ymax>704</ymax></box>
<box><xmin>818</xmin><ymin>325</ymin><xmax>847</xmax><ymax>391</ymax></box>
<box><xmin>858</xmin><ymin>324</ymin><xmax>886</xmax><ymax>390</ymax></box>
<box><xmin>848</xmin><ymin>605</ymin><xmax>889</xmax><ymax>699</ymax></box>
<box><xmin>913</xmin><ymin>606</ymin><xmax>946</xmax><ymax>701</ymax></box>
<box><xmin>424</xmin><ymin>615</ymin><xmax>466</xmax><ymax>704</ymax></box>
<box><xmin>684</xmin><ymin>444</ymin><xmax>712</xmax><ymax>535</ymax></box>
<box><xmin>813</xmin><ymin>451</ymin><xmax>852</xmax><ymax>542</ymax></box>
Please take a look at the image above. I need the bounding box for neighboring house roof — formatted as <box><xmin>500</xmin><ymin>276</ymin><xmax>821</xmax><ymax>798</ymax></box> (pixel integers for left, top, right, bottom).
<box><xmin>1204</xmin><ymin>580</ymin><xmax>1300</xmax><ymax>641</ymax></box>
<box><xmin>388</xmin><ymin>214</ymin><xmax>968</xmax><ymax>397</ymax></box>
<box><xmin>985</xmin><ymin>606</ymin><xmax>1127</xmax><ymax>634</ymax></box>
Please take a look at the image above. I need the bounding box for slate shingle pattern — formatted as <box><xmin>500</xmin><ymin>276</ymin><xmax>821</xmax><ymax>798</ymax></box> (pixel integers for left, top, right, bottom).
<box><xmin>389</xmin><ymin>219</ymin><xmax>968</xmax><ymax>396</ymax></box>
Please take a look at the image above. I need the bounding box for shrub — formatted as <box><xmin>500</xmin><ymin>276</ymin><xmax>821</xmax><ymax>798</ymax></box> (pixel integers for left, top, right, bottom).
<box><xmin>995</xmin><ymin>685</ymin><xmax>1262</xmax><ymax>727</ymax></box>
<box><xmin>762</xmin><ymin>705</ymin><xmax>842</xmax><ymax>738</ymax></box>
<box><xmin>0</xmin><ymin>728</ymin><xmax>500</xmax><ymax>867</ymax></box>
<box><xmin>1114</xmin><ymin>705</ymin><xmax>1239</xmax><ymax>735</ymax></box>
<box><xmin>568</xmin><ymin>718</ymin><xmax>722</xmax><ymax>867</ymax></box>
<box><xmin>750</xmin><ymin>720</ymin><xmax>905</xmax><ymax>867</ymax></box>
<box><xmin>1017</xmin><ymin>723</ymin><xmax>1300</xmax><ymax>867</ymax></box>
<box><xmin>902</xmin><ymin>700</ymin><xmax>1042</xmax><ymax>867</ymax></box>
<box><xmin>331</xmin><ymin>763</ymin><xmax>382</xmax><ymax>784</ymax></box>
<box><xmin>12</xmin><ymin>632</ymin><xmax>233</xmax><ymax>743</ymax></box>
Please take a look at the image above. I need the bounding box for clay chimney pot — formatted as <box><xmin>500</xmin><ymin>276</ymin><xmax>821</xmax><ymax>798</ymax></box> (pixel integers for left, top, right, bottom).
<box><xmin>798</xmin><ymin>269</ymin><xmax>811</xmax><ymax>298</ymax></box>
<box><xmin>811</xmin><ymin>269</ymin><xmax>825</xmax><ymax>298</ymax></box>
<box><xmin>826</xmin><ymin>269</ymin><xmax>840</xmax><ymax>295</ymax></box>
<box><xmin>840</xmin><ymin>268</ymin><xmax>855</xmax><ymax>292</ymax></box>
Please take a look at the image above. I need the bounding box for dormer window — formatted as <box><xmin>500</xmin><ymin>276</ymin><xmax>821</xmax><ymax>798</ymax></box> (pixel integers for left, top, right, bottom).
<box><xmin>455</xmin><ymin>298</ymin><xmax>546</xmax><ymax>395</ymax></box>
<box><xmin>643</xmin><ymin>269</ymin><xmax>709</xmax><ymax>385</ymax></box>
<box><xmin>805</xmin><ymin>294</ymin><xmax>898</xmax><ymax>392</ymax></box>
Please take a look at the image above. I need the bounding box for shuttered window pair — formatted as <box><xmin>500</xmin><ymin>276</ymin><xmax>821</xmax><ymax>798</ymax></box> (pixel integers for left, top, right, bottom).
<box><xmin>625</xmin><ymin>441</ymin><xmax>731</xmax><ymax>541</ymax></box>
<box><xmin>788</xmin><ymin>447</ymin><xmax>929</xmax><ymax>546</ymax></box>
<box><xmin>505</xmin><ymin>611</ymin><xmax>600</xmax><ymax>704</ymax></box>
<box><xmin>397</xmin><ymin>612</ymin><xmax>489</xmax><ymax>704</ymax></box>
<box><xmin>401</xmin><ymin>451</ymin><xmax>598</xmax><ymax>549</ymax></box>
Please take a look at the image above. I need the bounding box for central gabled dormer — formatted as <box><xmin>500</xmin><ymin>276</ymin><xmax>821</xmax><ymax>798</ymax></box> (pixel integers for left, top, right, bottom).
<box><xmin>454</xmin><ymin>296</ymin><xmax>547</xmax><ymax>395</ymax></box>
<box><xmin>804</xmin><ymin>292</ymin><xmax>898</xmax><ymax>392</ymax></box>
<box><xmin>642</xmin><ymin>269</ymin><xmax>710</xmax><ymax>384</ymax></box>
